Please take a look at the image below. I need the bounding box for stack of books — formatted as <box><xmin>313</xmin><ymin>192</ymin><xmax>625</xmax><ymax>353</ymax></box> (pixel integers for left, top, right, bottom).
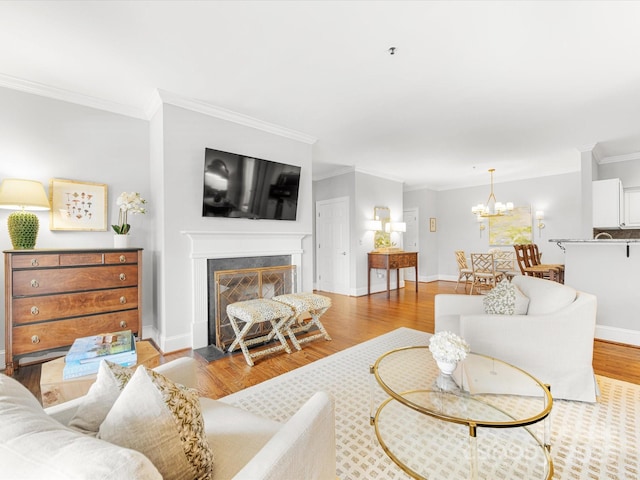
<box><xmin>63</xmin><ymin>330</ymin><xmax>137</xmax><ymax>379</ymax></box>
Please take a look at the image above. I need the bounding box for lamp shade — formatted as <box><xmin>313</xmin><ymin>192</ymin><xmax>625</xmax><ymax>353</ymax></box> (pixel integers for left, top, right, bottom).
<box><xmin>0</xmin><ymin>179</ymin><xmax>50</xmax><ymax>211</ymax></box>
<box><xmin>0</xmin><ymin>179</ymin><xmax>50</xmax><ymax>250</ymax></box>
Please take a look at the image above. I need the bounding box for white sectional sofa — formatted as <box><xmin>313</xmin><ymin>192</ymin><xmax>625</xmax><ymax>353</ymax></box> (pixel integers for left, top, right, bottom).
<box><xmin>0</xmin><ymin>357</ymin><xmax>336</xmax><ymax>479</ymax></box>
<box><xmin>435</xmin><ymin>275</ymin><xmax>599</xmax><ymax>402</ymax></box>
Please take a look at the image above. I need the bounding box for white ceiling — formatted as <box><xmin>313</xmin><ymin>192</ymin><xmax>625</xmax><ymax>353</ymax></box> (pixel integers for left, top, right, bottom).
<box><xmin>1</xmin><ymin>1</ymin><xmax>640</xmax><ymax>190</ymax></box>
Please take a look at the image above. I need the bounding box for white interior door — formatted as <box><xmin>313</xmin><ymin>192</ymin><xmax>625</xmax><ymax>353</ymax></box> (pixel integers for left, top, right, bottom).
<box><xmin>403</xmin><ymin>208</ymin><xmax>419</xmax><ymax>280</ymax></box>
<box><xmin>316</xmin><ymin>197</ymin><xmax>350</xmax><ymax>295</ymax></box>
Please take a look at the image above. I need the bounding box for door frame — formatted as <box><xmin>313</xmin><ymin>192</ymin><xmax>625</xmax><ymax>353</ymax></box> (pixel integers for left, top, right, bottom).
<box><xmin>315</xmin><ymin>196</ymin><xmax>350</xmax><ymax>295</ymax></box>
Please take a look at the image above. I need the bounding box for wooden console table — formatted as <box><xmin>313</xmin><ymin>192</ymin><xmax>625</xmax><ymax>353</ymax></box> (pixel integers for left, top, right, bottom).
<box><xmin>368</xmin><ymin>251</ymin><xmax>418</xmax><ymax>298</ymax></box>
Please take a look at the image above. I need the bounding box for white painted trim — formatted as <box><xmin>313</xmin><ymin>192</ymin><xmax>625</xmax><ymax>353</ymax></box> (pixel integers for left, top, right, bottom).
<box><xmin>182</xmin><ymin>230</ymin><xmax>309</xmax><ymax>349</ymax></box>
<box><xmin>354</xmin><ymin>166</ymin><xmax>406</xmax><ymax>184</ymax></box>
<box><xmin>155</xmin><ymin>89</ymin><xmax>317</xmax><ymax>144</ymax></box>
<box><xmin>599</xmin><ymin>151</ymin><xmax>640</xmax><ymax>165</ymax></box>
<box><xmin>595</xmin><ymin>325</ymin><xmax>640</xmax><ymax>347</ymax></box>
<box><xmin>312</xmin><ymin>166</ymin><xmax>355</xmax><ymax>182</ymax></box>
<box><xmin>0</xmin><ymin>72</ymin><xmax>147</xmax><ymax>119</ymax></box>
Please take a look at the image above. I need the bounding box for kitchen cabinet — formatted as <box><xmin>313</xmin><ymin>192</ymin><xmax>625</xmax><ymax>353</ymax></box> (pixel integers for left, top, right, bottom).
<box><xmin>592</xmin><ymin>178</ymin><xmax>623</xmax><ymax>228</ymax></box>
<box><xmin>623</xmin><ymin>187</ymin><xmax>640</xmax><ymax>227</ymax></box>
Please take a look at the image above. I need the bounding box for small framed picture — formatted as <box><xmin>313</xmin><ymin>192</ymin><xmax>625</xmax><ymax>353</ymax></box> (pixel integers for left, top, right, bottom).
<box><xmin>49</xmin><ymin>178</ymin><xmax>108</xmax><ymax>231</ymax></box>
<box><xmin>429</xmin><ymin>217</ymin><xmax>437</xmax><ymax>232</ymax></box>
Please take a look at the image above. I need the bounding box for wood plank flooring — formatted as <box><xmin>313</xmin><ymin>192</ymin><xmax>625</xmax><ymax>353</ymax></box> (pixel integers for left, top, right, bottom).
<box><xmin>10</xmin><ymin>280</ymin><xmax>640</xmax><ymax>402</ymax></box>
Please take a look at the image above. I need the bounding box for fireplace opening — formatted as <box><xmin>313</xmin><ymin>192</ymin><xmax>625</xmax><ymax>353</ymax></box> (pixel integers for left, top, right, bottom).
<box><xmin>207</xmin><ymin>255</ymin><xmax>294</xmax><ymax>348</ymax></box>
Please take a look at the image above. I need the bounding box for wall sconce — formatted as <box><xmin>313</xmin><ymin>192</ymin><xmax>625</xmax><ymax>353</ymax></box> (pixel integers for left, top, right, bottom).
<box><xmin>0</xmin><ymin>179</ymin><xmax>51</xmax><ymax>249</ymax></box>
<box><xmin>476</xmin><ymin>215</ymin><xmax>486</xmax><ymax>238</ymax></box>
<box><xmin>536</xmin><ymin>210</ymin><xmax>545</xmax><ymax>236</ymax></box>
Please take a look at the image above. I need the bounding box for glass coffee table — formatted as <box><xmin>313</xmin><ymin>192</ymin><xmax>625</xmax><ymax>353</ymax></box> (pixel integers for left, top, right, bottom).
<box><xmin>370</xmin><ymin>346</ymin><xmax>553</xmax><ymax>480</ymax></box>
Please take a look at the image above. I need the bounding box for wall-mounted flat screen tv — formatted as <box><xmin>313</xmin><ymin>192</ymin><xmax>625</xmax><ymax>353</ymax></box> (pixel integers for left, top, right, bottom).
<box><xmin>202</xmin><ymin>148</ymin><xmax>301</xmax><ymax>220</ymax></box>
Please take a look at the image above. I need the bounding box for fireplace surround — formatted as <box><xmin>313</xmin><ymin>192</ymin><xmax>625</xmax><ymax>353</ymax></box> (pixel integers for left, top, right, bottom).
<box><xmin>183</xmin><ymin>231</ymin><xmax>306</xmax><ymax>349</ymax></box>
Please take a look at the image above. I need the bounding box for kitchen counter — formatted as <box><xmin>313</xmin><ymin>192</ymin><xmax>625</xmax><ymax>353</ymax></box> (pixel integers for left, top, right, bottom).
<box><xmin>549</xmin><ymin>240</ymin><xmax>639</xmax><ymax>346</ymax></box>
<box><xmin>550</xmin><ymin>238</ymin><xmax>640</xmax><ymax>243</ymax></box>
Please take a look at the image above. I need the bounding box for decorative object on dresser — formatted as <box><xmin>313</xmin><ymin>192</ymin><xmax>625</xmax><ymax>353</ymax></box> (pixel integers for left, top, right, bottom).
<box><xmin>367</xmin><ymin>250</ymin><xmax>418</xmax><ymax>298</ymax></box>
<box><xmin>111</xmin><ymin>191</ymin><xmax>147</xmax><ymax>248</ymax></box>
<box><xmin>0</xmin><ymin>178</ymin><xmax>51</xmax><ymax>249</ymax></box>
<box><xmin>3</xmin><ymin>248</ymin><xmax>142</xmax><ymax>376</ymax></box>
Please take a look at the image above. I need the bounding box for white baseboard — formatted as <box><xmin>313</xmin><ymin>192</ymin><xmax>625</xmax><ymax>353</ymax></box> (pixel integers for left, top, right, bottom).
<box><xmin>595</xmin><ymin>325</ymin><xmax>640</xmax><ymax>347</ymax></box>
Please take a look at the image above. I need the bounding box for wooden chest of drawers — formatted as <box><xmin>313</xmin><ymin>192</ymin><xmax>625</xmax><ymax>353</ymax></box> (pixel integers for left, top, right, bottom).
<box><xmin>3</xmin><ymin>248</ymin><xmax>142</xmax><ymax>375</ymax></box>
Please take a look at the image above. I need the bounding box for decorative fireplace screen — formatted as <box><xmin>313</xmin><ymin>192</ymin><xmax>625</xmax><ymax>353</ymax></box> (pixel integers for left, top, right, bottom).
<box><xmin>214</xmin><ymin>265</ymin><xmax>297</xmax><ymax>349</ymax></box>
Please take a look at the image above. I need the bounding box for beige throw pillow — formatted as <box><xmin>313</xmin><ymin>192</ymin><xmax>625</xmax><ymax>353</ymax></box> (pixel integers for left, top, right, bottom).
<box><xmin>483</xmin><ymin>278</ymin><xmax>529</xmax><ymax>315</ymax></box>
<box><xmin>98</xmin><ymin>366</ymin><xmax>214</xmax><ymax>480</ymax></box>
<box><xmin>68</xmin><ymin>360</ymin><xmax>135</xmax><ymax>435</ymax></box>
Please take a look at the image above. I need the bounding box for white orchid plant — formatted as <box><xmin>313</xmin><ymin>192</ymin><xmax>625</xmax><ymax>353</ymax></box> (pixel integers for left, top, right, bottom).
<box><xmin>429</xmin><ymin>331</ymin><xmax>470</xmax><ymax>363</ymax></box>
<box><xmin>112</xmin><ymin>192</ymin><xmax>147</xmax><ymax>235</ymax></box>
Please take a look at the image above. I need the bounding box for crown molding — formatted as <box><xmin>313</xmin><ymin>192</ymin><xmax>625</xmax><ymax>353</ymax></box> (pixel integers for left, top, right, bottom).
<box><xmin>0</xmin><ymin>73</ymin><xmax>147</xmax><ymax>119</ymax></box>
<box><xmin>599</xmin><ymin>151</ymin><xmax>640</xmax><ymax>165</ymax></box>
<box><xmin>312</xmin><ymin>165</ymin><xmax>355</xmax><ymax>182</ymax></box>
<box><xmin>354</xmin><ymin>166</ymin><xmax>405</xmax><ymax>184</ymax></box>
<box><xmin>154</xmin><ymin>89</ymin><xmax>317</xmax><ymax>145</ymax></box>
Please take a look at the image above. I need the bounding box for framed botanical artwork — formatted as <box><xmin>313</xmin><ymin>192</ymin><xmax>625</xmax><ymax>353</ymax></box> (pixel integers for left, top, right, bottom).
<box><xmin>429</xmin><ymin>217</ymin><xmax>437</xmax><ymax>232</ymax></box>
<box><xmin>49</xmin><ymin>178</ymin><xmax>108</xmax><ymax>231</ymax></box>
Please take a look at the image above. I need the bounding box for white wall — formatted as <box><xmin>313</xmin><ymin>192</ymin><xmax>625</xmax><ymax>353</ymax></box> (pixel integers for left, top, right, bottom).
<box><xmin>403</xmin><ymin>188</ymin><xmax>438</xmax><ymax>281</ymax></box>
<box><xmin>313</xmin><ymin>171</ymin><xmax>355</xmax><ymax>289</ymax></box>
<box><xmin>598</xmin><ymin>158</ymin><xmax>640</xmax><ymax>187</ymax></box>
<box><xmin>434</xmin><ymin>172</ymin><xmax>582</xmax><ymax>280</ymax></box>
<box><xmin>155</xmin><ymin>104</ymin><xmax>314</xmax><ymax>352</ymax></box>
<box><xmin>354</xmin><ymin>172</ymin><xmax>404</xmax><ymax>295</ymax></box>
<box><xmin>0</xmin><ymin>87</ymin><xmax>150</xmax><ymax>355</ymax></box>
<box><xmin>313</xmin><ymin>170</ymin><xmax>405</xmax><ymax>296</ymax></box>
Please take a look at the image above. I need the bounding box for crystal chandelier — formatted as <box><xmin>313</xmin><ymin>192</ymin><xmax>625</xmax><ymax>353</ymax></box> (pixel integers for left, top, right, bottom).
<box><xmin>471</xmin><ymin>169</ymin><xmax>514</xmax><ymax>218</ymax></box>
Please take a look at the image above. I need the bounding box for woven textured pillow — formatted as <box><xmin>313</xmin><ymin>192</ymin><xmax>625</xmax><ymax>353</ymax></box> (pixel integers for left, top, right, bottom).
<box><xmin>68</xmin><ymin>361</ymin><xmax>135</xmax><ymax>435</ymax></box>
<box><xmin>483</xmin><ymin>278</ymin><xmax>529</xmax><ymax>315</ymax></box>
<box><xmin>98</xmin><ymin>366</ymin><xmax>214</xmax><ymax>480</ymax></box>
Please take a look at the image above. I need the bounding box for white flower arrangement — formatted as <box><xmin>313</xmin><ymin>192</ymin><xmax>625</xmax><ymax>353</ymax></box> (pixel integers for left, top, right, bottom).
<box><xmin>112</xmin><ymin>192</ymin><xmax>147</xmax><ymax>235</ymax></box>
<box><xmin>429</xmin><ymin>331</ymin><xmax>470</xmax><ymax>363</ymax></box>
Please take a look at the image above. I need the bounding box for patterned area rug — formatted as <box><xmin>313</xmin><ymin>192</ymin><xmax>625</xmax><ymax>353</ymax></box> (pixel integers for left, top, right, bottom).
<box><xmin>220</xmin><ymin>327</ymin><xmax>639</xmax><ymax>479</ymax></box>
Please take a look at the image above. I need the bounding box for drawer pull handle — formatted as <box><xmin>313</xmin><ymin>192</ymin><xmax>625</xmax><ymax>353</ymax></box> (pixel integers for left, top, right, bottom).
<box><xmin>31</xmin><ymin>306</ymin><xmax>39</xmax><ymax>315</ymax></box>
<box><xmin>120</xmin><ymin>296</ymin><xmax>127</xmax><ymax>304</ymax></box>
<box><xmin>120</xmin><ymin>320</ymin><xmax>127</xmax><ymax>328</ymax></box>
<box><xmin>119</xmin><ymin>255</ymin><xmax>126</xmax><ymax>263</ymax></box>
<box><xmin>30</xmin><ymin>279</ymin><xmax>39</xmax><ymax>288</ymax></box>
<box><xmin>31</xmin><ymin>335</ymin><xmax>40</xmax><ymax>344</ymax></box>
<box><xmin>31</xmin><ymin>259</ymin><xmax>39</xmax><ymax>267</ymax></box>
<box><xmin>119</xmin><ymin>273</ymin><xmax>126</xmax><ymax>281</ymax></box>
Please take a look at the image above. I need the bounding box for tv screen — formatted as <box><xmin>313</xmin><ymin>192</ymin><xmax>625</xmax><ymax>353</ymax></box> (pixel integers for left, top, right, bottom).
<box><xmin>202</xmin><ymin>148</ymin><xmax>301</xmax><ymax>220</ymax></box>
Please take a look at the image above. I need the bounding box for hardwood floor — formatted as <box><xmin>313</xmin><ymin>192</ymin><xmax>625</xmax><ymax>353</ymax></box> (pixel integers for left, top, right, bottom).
<box><xmin>11</xmin><ymin>280</ymin><xmax>640</xmax><ymax>402</ymax></box>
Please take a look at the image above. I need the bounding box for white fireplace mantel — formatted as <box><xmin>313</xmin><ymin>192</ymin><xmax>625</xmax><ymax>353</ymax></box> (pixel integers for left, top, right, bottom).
<box><xmin>182</xmin><ymin>230</ymin><xmax>309</xmax><ymax>349</ymax></box>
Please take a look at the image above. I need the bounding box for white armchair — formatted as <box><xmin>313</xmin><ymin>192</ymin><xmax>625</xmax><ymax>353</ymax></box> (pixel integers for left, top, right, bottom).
<box><xmin>1</xmin><ymin>358</ymin><xmax>336</xmax><ymax>479</ymax></box>
<box><xmin>435</xmin><ymin>275</ymin><xmax>598</xmax><ymax>402</ymax></box>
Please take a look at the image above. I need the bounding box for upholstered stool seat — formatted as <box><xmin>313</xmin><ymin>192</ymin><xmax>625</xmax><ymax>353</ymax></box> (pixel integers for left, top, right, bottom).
<box><xmin>226</xmin><ymin>299</ymin><xmax>295</xmax><ymax>366</ymax></box>
<box><xmin>272</xmin><ymin>293</ymin><xmax>332</xmax><ymax>350</ymax></box>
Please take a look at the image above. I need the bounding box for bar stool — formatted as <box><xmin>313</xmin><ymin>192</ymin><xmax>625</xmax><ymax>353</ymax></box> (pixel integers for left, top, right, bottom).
<box><xmin>226</xmin><ymin>299</ymin><xmax>295</xmax><ymax>366</ymax></box>
<box><xmin>272</xmin><ymin>293</ymin><xmax>332</xmax><ymax>350</ymax></box>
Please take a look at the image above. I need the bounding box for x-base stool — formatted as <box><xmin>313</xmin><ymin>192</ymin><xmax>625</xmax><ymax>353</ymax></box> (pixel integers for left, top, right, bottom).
<box><xmin>226</xmin><ymin>299</ymin><xmax>294</xmax><ymax>366</ymax></box>
<box><xmin>272</xmin><ymin>293</ymin><xmax>332</xmax><ymax>350</ymax></box>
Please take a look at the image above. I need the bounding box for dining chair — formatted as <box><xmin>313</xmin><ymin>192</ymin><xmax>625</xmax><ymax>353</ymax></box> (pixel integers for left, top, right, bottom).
<box><xmin>454</xmin><ymin>250</ymin><xmax>473</xmax><ymax>292</ymax></box>
<box><xmin>470</xmin><ymin>253</ymin><xmax>504</xmax><ymax>294</ymax></box>
<box><xmin>489</xmin><ymin>248</ymin><xmax>518</xmax><ymax>281</ymax></box>
<box><xmin>513</xmin><ymin>244</ymin><xmax>564</xmax><ymax>283</ymax></box>
<box><xmin>528</xmin><ymin>243</ymin><xmax>565</xmax><ymax>283</ymax></box>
